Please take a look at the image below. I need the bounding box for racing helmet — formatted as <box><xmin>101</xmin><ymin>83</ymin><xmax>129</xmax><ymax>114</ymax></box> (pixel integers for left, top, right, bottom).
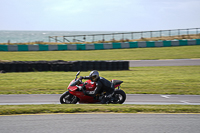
<box><xmin>89</xmin><ymin>70</ymin><xmax>99</xmax><ymax>82</ymax></box>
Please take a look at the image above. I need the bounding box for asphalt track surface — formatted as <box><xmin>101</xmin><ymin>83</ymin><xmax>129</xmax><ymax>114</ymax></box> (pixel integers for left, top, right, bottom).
<box><xmin>128</xmin><ymin>58</ymin><xmax>200</xmax><ymax>67</ymax></box>
<box><xmin>1</xmin><ymin>114</ymin><xmax>200</xmax><ymax>133</ymax></box>
<box><xmin>0</xmin><ymin>94</ymin><xmax>200</xmax><ymax>105</ymax></box>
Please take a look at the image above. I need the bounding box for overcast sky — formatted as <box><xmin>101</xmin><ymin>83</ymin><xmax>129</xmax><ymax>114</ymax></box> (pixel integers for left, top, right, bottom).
<box><xmin>0</xmin><ymin>0</ymin><xmax>199</xmax><ymax>31</ymax></box>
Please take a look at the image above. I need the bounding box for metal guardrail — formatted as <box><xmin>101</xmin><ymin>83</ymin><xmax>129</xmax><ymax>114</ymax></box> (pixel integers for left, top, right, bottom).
<box><xmin>49</xmin><ymin>28</ymin><xmax>200</xmax><ymax>43</ymax></box>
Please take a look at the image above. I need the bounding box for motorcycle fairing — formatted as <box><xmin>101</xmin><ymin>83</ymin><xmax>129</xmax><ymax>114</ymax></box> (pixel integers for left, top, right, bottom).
<box><xmin>85</xmin><ymin>80</ymin><xmax>96</xmax><ymax>91</ymax></box>
<box><xmin>70</xmin><ymin>90</ymin><xmax>99</xmax><ymax>103</ymax></box>
<box><xmin>68</xmin><ymin>79</ymin><xmax>99</xmax><ymax>103</ymax></box>
<box><xmin>68</xmin><ymin>80</ymin><xmax>82</xmax><ymax>91</ymax></box>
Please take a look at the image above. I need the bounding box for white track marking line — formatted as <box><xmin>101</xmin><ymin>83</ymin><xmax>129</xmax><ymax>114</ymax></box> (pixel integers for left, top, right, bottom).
<box><xmin>160</xmin><ymin>95</ymin><xmax>171</xmax><ymax>98</ymax></box>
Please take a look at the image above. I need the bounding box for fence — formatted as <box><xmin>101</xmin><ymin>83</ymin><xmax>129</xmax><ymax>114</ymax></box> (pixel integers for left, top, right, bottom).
<box><xmin>49</xmin><ymin>28</ymin><xmax>200</xmax><ymax>43</ymax></box>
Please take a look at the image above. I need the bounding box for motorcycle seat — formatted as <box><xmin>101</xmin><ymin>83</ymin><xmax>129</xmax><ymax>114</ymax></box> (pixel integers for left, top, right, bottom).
<box><xmin>112</xmin><ymin>80</ymin><xmax>123</xmax><ymax>85</ymax></box>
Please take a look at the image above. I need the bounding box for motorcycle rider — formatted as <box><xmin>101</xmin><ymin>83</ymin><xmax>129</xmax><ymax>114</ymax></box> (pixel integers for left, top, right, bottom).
<box><xmin>79</xmin><ymin>70</ymin><xmax>114</xmax><ymax>104</ymax></box>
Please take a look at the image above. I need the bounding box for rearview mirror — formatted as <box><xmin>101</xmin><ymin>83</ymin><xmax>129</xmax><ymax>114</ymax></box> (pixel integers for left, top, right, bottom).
<box><xmin>75</xmin><ymin>71</ymin><xmax>81</xmax><ymax>80</ymax></box>
<box><xmin>76</xmin><ymin>71</ymin><xmax>80</xmax><ymax>76</ymax></box>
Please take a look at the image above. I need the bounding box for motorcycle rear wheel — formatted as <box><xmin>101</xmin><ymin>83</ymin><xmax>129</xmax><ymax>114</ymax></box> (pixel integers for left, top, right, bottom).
<box><xmin>60</xmin><ymin>91</ymin><xmax>78</xmax><ymax>104</ymax></box>
<box><xmin>112</xmin><ymin>90</ymin><xmax>126</xmax><ymax>104</ymax></box>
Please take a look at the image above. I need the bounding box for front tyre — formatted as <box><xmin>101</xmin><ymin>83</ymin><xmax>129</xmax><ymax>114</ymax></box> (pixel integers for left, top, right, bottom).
<box><xmin>112</xmin><ymin>90</ymin><xmax>126</xmax><ymax>104</ymax></box>
<box><xmin>60</xmin><ymin>91</ymin><xmax>78</xmax><ymax>104</ymax></box>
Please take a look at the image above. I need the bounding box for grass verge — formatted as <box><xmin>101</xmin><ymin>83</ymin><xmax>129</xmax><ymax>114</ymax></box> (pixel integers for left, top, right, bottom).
<box><xmin>0</xmin><ymin>104</ymin><xmax>200</xmax><ymax>115</ymax></box>
<box><xmin>0</xmin><ymin>66</ymin><xmax>200</xmax><ymax>95</ymax></box>
<box><xmin>0</xmin><ymin>45</ymin><xmax>200</xmax><ymax>61</ymax></box>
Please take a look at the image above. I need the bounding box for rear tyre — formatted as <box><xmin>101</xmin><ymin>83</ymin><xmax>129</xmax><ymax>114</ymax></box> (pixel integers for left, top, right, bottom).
<box><xmin>60</xmin><ymin>91</ymin><xmax>78</xmax><ymax>104</ymax></box>
<box><xmin>112</xmin><ymin>90</ymin><xmax>126</xmax><ymax>104</ymax></box>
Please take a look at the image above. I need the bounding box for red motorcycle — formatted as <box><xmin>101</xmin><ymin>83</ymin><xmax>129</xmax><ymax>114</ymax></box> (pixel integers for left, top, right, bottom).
<box><xmin>60</xmin><ymin>71</ymin><xmax>126</xmax><ymax>104</ymax></box>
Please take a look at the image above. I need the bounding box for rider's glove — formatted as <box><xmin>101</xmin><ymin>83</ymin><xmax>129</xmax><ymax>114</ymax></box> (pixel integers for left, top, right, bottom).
<box><xmin>79</xmin><ymin>76</ymin><xmax>83</xmax><ymax>80</ymax></box>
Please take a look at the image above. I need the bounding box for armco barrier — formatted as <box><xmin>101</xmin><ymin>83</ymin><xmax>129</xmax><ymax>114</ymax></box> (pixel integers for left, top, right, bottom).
<box><xmin>0</xmin><ymin>39</ymin><xmax>199</xmax><ymax>51</ymax></box>
<box><xmin>0</xmin><ymin>60</ymin><xmax>129</xmax><ymax>73</ymax></box>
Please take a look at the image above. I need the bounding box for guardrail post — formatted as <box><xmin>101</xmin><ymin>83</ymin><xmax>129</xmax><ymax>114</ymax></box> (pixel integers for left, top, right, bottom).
<box><xmin>73</xmin><ymin>36</ymin><xmax>75</xmax><ymax>42</ymax></box>
<box><xmin>92</xmin><ymin>35</ymin><xmax>94</xmax><ymax>42</ymax></box>
<box><xmin>160</xmin><ymin>30</ymin><xmax>162</xmax><ymax>37</ymax></box>
<box><xmin>131</xmin><ymin>32</ymin><xmax>133</xmax><ymax>40</ymax></box>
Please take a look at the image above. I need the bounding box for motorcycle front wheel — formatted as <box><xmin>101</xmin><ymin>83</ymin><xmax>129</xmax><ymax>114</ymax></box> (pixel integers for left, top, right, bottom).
<box><xmin>112</xmin><ymin>90</ymin><xmax>126</xmax><ymax>104</ymax></box>
<box><xmin>60</xmin><ymin>91</ymin><xmax>78</xmax><ymax>104</ymax></box>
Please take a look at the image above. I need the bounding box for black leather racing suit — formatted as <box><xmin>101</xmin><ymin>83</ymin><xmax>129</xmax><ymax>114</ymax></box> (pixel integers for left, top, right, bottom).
<box><xmin>82</xmin><ymin>76</ymin><xmax>114</xmax><ymax>104</ymax></box>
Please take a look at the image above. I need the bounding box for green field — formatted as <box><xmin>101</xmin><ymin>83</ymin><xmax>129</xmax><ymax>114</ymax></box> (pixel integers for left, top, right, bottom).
<box><xmin>0</xmin><ymin>66</ymin><xmax>200</xmax><ymax>95</ymax></box>
<box><xmin>1</xmin><ymin>45</ymin><xmax>200</xmax><ymax>95</ymax></box>
<box><xmin>0</xmin><ymin>104</ymin><xmax>200</xmax><ymax>115</ymax></box>
<box><xmin>0</xmin><ymin>45</ymin><xmax>200</xmax><ymax>61</ymax></box>
<box><xmin>0</xmin><ymin>45</ymin><xmax>200</xmax><ymax>95</ymax></box>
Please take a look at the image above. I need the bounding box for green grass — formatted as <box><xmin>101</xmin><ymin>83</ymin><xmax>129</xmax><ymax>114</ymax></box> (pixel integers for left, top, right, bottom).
<box><xmin>0</xmin><ymin>104</ymin><xmax>200</xmax><ymax>115</ymax></box>
<box><xmin>0</xmin><ymin>45</ymin><xmax>200</xmax><ymax>61</ymax></box>
<box><xmin>0</xmin><ymin>66</ymin><xmax>200</xmax><ymax>95</ymax></box>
